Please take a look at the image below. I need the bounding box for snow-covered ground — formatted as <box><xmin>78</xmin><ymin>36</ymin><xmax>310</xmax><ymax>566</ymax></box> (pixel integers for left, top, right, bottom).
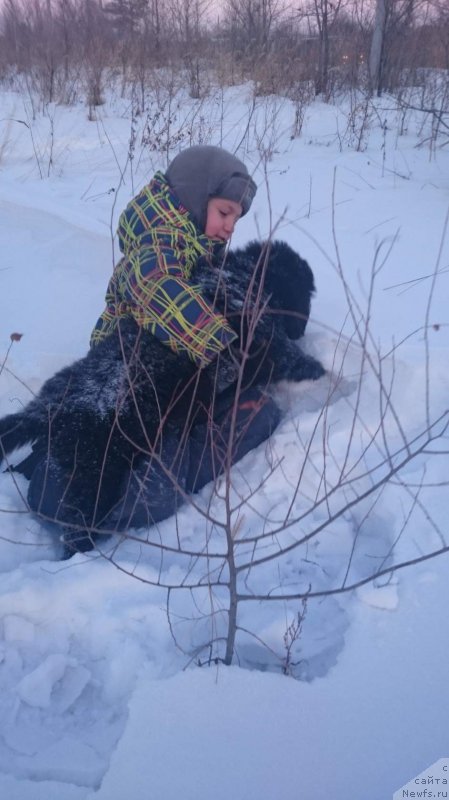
<box><xmin>0</xmin><ymin>83</ymin><xmax>448</xmax><ymax>799</ymax></box>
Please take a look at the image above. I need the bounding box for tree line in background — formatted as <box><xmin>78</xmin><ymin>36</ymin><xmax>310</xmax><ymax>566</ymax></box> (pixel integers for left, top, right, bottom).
<box><xmin>0</xmin><ymin>0</ymin><xmax>448</xmax><ymax>108</ymax></box>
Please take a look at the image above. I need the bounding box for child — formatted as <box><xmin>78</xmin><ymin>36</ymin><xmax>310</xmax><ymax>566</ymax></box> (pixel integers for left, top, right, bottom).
<box><xmin>90</xmin><ymin>145</ymin><xmax>257</xmax><ymax>371</ymax></box>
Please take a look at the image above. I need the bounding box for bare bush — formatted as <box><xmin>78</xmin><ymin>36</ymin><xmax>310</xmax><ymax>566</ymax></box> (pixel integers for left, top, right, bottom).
<box><xmin>1</xmin><ymin>209</ymin><xmax>447</xmax><ymax>676</ymax></box>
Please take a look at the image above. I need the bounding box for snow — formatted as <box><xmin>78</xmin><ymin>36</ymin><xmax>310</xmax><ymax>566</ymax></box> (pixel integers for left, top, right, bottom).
<box><xmin>0</xmin><ymin>82</ymin><xmax>448</xmax><ymax>799</ymax></box>
<box><xmin>89</xmin><ymin>556</ymin><xmax>449</xmax><ymax>800</ymax></box>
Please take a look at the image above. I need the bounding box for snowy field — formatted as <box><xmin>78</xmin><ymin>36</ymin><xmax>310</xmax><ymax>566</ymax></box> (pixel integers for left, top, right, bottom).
<box><xmin>0</xmin><ymin>83</ymin><xmax>448</xmax><ymax>799</ymax></box>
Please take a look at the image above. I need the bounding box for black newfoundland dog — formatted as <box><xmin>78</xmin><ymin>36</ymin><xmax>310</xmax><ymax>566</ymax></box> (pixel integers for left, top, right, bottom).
<box><xmin>0</xmin><ymin>240</ymin><xmax>324</xmax><ymax>554</ymax></box>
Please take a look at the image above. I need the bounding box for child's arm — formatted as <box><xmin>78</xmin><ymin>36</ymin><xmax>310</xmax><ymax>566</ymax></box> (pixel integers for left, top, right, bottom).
<box><xmin>118</xmin><ymin>240</ymin><xmax>237</xmax><ymax>368</ymax></box>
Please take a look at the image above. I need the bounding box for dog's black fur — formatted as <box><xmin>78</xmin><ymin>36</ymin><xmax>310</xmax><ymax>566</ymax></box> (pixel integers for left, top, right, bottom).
<box><xmin>0</xmin><ymin>240</ymin><xmax>324</xmax><ymax>544</ymax></box>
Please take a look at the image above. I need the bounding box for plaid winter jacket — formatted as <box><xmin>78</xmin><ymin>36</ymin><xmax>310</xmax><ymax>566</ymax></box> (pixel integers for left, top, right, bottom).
<box><xmin>90</xmin><ymin>173</ymin><xmax>237</xmax><ymax>367</ymax></box>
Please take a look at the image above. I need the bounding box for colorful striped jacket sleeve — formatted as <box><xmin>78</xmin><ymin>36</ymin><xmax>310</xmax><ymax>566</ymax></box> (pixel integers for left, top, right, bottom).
<box><xmin>116</xmin><ymin>232</ymin><xmax>237</xmax><ymax>367</ymax></box>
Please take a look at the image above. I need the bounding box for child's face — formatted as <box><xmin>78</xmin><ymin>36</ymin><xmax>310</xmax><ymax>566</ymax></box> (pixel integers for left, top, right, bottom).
<box><xmin>205</xmin><ymin>198</ymin><xmax>242</xmax><ymax>241</ymax></box>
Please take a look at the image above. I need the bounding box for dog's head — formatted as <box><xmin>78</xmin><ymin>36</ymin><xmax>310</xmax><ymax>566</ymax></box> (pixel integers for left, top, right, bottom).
<box><xmin>237</xmin><ymin>240</ymin><xmax>316</xmax><ymax>340</ymax></box>
<box><xmin>194</xmin><ymin>239</ymin><xmax>317</xmax><ymax>341</ymax></box>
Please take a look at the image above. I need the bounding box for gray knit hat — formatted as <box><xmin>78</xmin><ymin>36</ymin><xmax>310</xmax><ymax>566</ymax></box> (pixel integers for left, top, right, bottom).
<box><xmin>165</xmin><ymin>145</ymin><xmax>257</xmax><ymax>232</ymax></box>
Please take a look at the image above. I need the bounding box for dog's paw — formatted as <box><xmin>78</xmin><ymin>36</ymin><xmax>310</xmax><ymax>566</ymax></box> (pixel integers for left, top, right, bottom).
<box><xmin>60</xmin><ymin>530</ymin><xmax>96</xmax><ymax>559</ymax></box>
<box><xmin>289</xmin><ymin>353</ymin><xmax>326</xmax><ymax>382</ymax></box>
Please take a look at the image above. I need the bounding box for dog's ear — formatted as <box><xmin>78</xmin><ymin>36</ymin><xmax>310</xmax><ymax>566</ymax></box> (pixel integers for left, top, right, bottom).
<box><xmin>262</xmin><ymin>241</ymin><xmax>316</xmax><ymax>340</ymax></box>
<box><xmin>236</xmin><ymin>240</ymin><xmax>264</xmax><ymax>263</ymax></box>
